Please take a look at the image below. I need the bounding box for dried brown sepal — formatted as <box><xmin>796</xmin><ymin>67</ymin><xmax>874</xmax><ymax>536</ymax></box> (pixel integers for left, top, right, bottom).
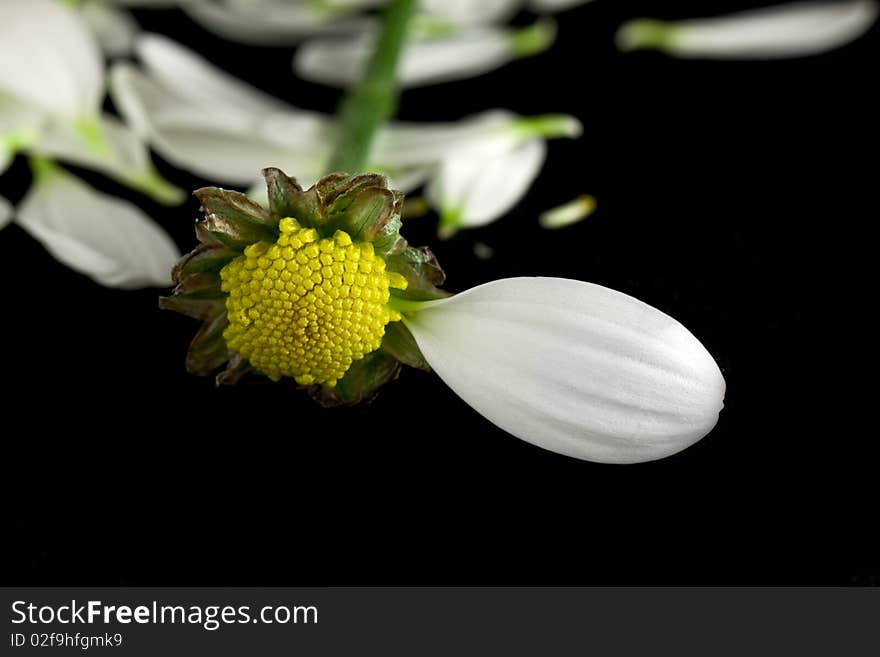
<box><xmin>194</xmin><ymin>187</ymin><xmax>275</xmax><ymax>228</ymax></box>
<box><xmin>186</xmin><ymin>313</ymin><xmax>230</xmax><ymax>376</ymax></box>
<box><xmin>172</xmin><ymin>242</ymin><xmax>238</xmax><ymax>282</ymax></box>
<box><xmin>215</xmin><ymin>353</ymin><xmax>252</xmax><ymax>386</ymax></box>
<box><xmin>386</xmin><ymin>245</ymin><xmax>448</xmax><ymax>301</ymax></box>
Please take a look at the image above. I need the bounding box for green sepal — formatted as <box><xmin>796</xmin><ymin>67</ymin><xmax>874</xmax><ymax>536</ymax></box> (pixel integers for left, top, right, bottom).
<box><xmin>216</xmin><ymin>353</ymin><xmax>252</xmax><ymax>386</ymax></box>
<box><xmin>381</xmin><ymin>321</ymin><xmax>430</xmax><ymax>371</ymax></box>
<box><xmin>326</xmin><ymin>183</ymin><xmax>399</xmax><ymax>246</ymax></box>
<box><xmin>385</xmin><ymin>245</ymin><xmax>449</xmax><ymax>301</ymax></box>
<box><xmin>194</xmin><ymin>187</ymin><xmax>276</xmax><ymax>229</ymax></box>
<box><xmin>186</xmin><ymin>313</ymin><xmax>230</xmax><ymax>376</ymax></box>
<box><xmin>172</xmin><ymin>242</ymin><xmax>239</xmax><ymax>282</ymax></box>
<box><xmin>309</xmin><ymin>349</ymin><xmax>401</xmax><ymax>407</ymax></box>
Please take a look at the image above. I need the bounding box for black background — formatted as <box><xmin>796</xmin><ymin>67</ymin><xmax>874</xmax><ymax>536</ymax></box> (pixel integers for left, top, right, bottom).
<box><xmin>3</xmin><ymin>1</ymin><xmax>877</xmax><ymax>585</ymax></box>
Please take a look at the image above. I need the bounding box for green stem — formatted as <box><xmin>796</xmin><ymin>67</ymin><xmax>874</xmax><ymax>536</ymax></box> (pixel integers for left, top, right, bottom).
<box><xmin>326</xmin><ymin>0</ymin><xmax>417</xmax><ymax>173</ymax></box>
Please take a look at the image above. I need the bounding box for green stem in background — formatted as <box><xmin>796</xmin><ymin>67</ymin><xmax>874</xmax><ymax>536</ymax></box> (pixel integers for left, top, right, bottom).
<box><xmin>326</xmin><ymin>0</ymin><xmax>418</xmax><ymax>174</ymax></box>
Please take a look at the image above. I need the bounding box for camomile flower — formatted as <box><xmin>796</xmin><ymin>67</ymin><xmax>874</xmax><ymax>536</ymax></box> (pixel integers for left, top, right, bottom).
<box><xmin>163</xmin><ymin>169</ymin><xmax>725</xmax><ymax>463</ymax></box>
<box><xmin>617</xmin><ymin>0</ymin><xmax>879</xmax><ymax>59</ymax></box>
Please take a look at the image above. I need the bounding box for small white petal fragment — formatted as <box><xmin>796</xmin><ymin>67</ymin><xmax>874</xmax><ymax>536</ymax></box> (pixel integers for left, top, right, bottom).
<box><xmin>617</xmin><ymin>0</ymin><xmax>879</xmax><ymax>59</ymax></box>
<box><xmin>405</xmin><ymin>277</ymin><xmax>725</xmax><ymax>463</ymax></box>
<box><xmin>0</xmin><ymin>195</ymin><xmax>12</xmax><ymax>230</ymax></box>
<box><xmin>16</xmin><ymin>166</ymin><xmax>179</xmax><ymax>289</ymax></box>
<box><xmin>539</xmin><ymin>194</ymin><xmax>596</xmax><ymax>229</ymax></box>
<box><xmin>0</xmin><ymin>0</ymin><xmax>103</xmax><ymax>118</ymax></box>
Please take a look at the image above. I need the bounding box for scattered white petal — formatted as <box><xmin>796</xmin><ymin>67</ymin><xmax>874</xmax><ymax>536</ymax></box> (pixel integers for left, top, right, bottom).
<box><xmin>183</xmin><ymin>0</ymin><xmax>373</xmax><ymax>46</ymax></box>
<box><xmin>421</xmin><ymin>0</ymin><xmax>520</xmax><ymax>24</ymax></box>
<box><xmin>0</xmin><ymin>0</ymin><xmax>103</xmax><ymax>118</ymax></box>
<box><xmin>539</xmin><ymin>194</ymin><xmax>596</xmax><ymax>229</ymax></box>
<box><xmin>110</xmin><ymin>63</ymin><xmax>331</xmax><ymax>186</ymax></box>
<box><xmin>405</xmin><ymin>277</ymin><xmax>725</xmax><ymax>463</ymax></box>
<box><xmin>0</xmin><ymin>195</ymin><xmax>12</xmax><ymax>230</ymax></box>
<box><xmin>528</xmin><ymin>0</ymin><xmax>596</xmax><ymax>13</ymax></box>
<box><xmin>296</xmin><ymin>22</ymin><xmax>554</xmax><ymax>88</ymax></box>
<box><xmin>617</xmin><ymin>0</ymin><xmax>879</xmax><ymax>59</ymax></box>
<box><xmin>16</xmin><ymin>166</ymin><xmax>179</xmax><ymax>288</ymax></box>
<box><xmin>136</xmin><ymin>34</ymin><xmax>288</xmax><ymax>115</ymax></box>
<box><xmin>28</xmin><ymin>112</ymin><xmax>184</xmax><ymax>204</ymax></box>
<box><xmin>428</xmin><ymin>138</ymin><xmax>547</xmax><ymax>236</ymax></box>
<box><xmin>79</xmin><ymin>1</ymin><xmax>139</xmax><ymax>57</ymax></box>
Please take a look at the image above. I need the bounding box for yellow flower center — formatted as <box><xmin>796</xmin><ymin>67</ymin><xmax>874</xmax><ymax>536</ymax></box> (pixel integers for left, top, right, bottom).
<box><xmin>220</xmin><ymin>217</ymin><xmax>407</xmax><ymax>386</ymax></box>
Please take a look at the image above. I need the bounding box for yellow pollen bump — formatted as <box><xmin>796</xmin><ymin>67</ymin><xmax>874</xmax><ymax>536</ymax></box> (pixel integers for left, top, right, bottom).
<box><xmin>220</xmin><ymin>218</ymin><xmax>407</xmax><ymax>386</ymax></box>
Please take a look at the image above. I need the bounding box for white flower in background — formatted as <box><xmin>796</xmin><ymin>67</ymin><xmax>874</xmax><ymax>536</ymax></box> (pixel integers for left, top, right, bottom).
<box><xmin>111</xmin><ymin>35</ymin><xmax>581</xmax><ymax>232</ymax></box>
<box><xmin>295</xmin><ymin>18</ymin><xmax>556</xmax><ymax>88</ymax></box>
<box><xmin>14</xmin><ymin>160</ymin><xmax>179</xmax><ymax>288</ymax></box>
<box><xmin>617</xmin><ymin>0</ymin><xmax>879</xmax><ymax>59</ymax></box>
<box><xmin>404</xmin><ymin>277</ymin><xmax>725</xmax><ymax>463</ymax></box>
<box><xmin>0</xmin><ymin>0</ymin><xmax>182</xmax><ymax>202</ymax></box>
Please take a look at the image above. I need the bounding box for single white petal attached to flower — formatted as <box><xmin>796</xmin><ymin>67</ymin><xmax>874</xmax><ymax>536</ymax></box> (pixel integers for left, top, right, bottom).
<box><xmin>617</xmin><ymin>0</ymin><xmax>879</xmax><ymax>59</ymax></box>
<box><xmin>295</xmin><ymin>20</ymin><xmax>556</xmax><ymax>88</ymax></box>
<box><xmin>404</xmin><ymin>277</ymin><xmax>726</xmax><ymax>464</ymax></box>
<box><xmin>16</xmin><ymin>162</ymin><xmax>180</xmax><ymax>289</ymax></box>
<box><xmin>0</xmin><ymin>0</ymin><xmax>103</xmax><ymax>119</ymax></box>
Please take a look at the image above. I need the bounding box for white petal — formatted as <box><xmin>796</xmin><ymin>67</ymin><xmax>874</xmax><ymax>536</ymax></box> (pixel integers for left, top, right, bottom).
<box><xmin>16</xmin><ymin>166</ymin><xmax>180</xmax><ymax>288</ymax></box>
<box><xmin>183</xmin><ymin>0</ymin><xmax>372</xmax><ymax>46</ymax></box>
<box><xmin>420</xmin><ymin>0</ymin><xmax>520</xmax><ymax>24</ymax></box>
<box><xmin>0</xmin><ymin>195</ymin><xmax>12</xmax><ymax>230</ymax></box>
<box><xmin>617</xmin><ymin>0</ymin><xmax>879</xmax><ymax>59</ymax></box>
<box><xmin>28</xmin><ymin>113</ymin><xmax>184</xmax><ymax>204</ymax></box>
<box><xmin>135</xmin><ymin>34</ymin><xmax>287</xmax><ymax>115</ymax></box>
<box><xmin>428</xmin><ymin>138</ymin><xmax>546</xmax><ymax>233</ymax></box>
<box><xmin>110</xmin><ymin>63</ymin><xmax>330</xmax><ymax>185</ymax></box>
<box><xmin>295</xmin><ymin>24</ymin><xmax>547</xmax><ymax>88</ymax></box>
<box><xmin>528</xmin><ymin>0</ymin><xmax>596</xmax><ymax>13</ymax></box>
<box><xmin>0</xmin><ymin>0</ymin><xmax>103</xmax><ymax>118</ymax></box>
<box><xmin>405</xmin><ymin>277</ymin><xmax>725</xmax><ymax>463</ymax></box>
<box><xmin>375</xmin><ymin>110</ymin><xmax>519</xmax><ymax>168</ymax></box>
<box><xmin>79</xmin><ymin>1</ymin><xmax>139</xmax><ymax>58</ymax></box>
